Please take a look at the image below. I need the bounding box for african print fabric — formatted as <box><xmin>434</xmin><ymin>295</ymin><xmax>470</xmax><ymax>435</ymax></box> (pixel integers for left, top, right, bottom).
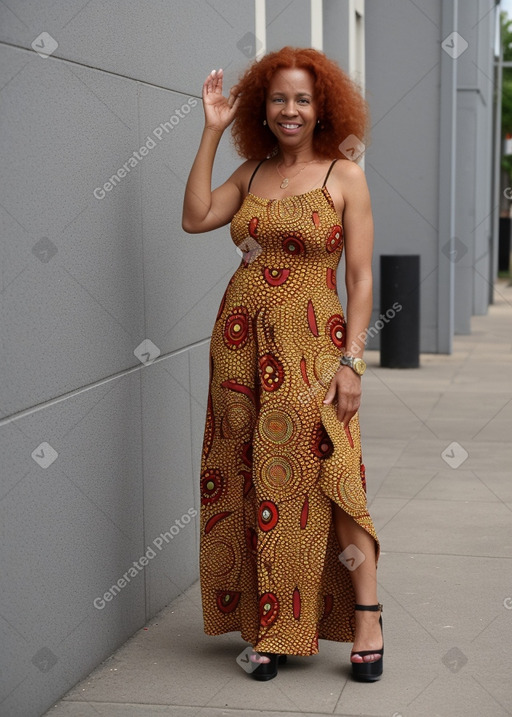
<box><xmin>199</xmin><ymin>182</ymin><xmax>379</xmax><ymax>657</ymax></box>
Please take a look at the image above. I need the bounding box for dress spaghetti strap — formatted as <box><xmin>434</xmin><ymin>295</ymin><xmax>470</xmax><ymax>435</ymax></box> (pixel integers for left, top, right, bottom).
<box><xmin>322</xmin><ymin>159</ymin><xmax>338</xmax><ymax>187</ymax></box>
<box><xmin>247</xmin><ymin>159</ymin><xmax>266</xmax><ymax>193</ymax></box>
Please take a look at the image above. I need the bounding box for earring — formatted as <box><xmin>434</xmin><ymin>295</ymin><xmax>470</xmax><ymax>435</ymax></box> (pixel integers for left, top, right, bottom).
<box><xmin>263</xmin><ymin>119</ymin><xmax>267</xmax><ymax>126</ymax></box>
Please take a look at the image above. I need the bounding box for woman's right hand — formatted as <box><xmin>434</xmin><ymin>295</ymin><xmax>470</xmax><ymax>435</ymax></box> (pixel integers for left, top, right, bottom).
<box><xmin>202</xmin><ymin>69</ymin><xmax>241</xmax><ymax>133</ymax></box>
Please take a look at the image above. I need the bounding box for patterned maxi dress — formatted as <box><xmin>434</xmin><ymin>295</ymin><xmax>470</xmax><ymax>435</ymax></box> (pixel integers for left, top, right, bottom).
<box><xmin>199</xmin><ymin>159</ymin><xmax>380</xmax><ymax>657</ymax></box>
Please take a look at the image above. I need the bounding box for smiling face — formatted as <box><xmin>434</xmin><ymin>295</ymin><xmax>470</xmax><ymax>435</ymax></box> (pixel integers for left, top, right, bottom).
<box><xmin>265</xmin><ymin>67</ymin><xmax>318</xmax><ymax>150</ymax></box>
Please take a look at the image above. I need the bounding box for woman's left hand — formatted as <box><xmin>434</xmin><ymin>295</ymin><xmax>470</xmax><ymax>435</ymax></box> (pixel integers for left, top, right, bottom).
<box><xmin>323</xmin><ymin>366</ymin><xmax>362</xmax><ymax>426</ymax></box>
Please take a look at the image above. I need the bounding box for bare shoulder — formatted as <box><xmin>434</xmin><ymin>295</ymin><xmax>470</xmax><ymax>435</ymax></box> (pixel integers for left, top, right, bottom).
<box><xmin>331</xmin><ymin>158</ymin><xmax>370</xmax><ymax>205</ymax></box>
<box><xmin>230</xmin><ymin>158</ymin><xmax>265</xmax><ymax>195</ymax></box>
<box><xmin>332</xmin><ymin>158</ymin><xmax>367</xmax><ymax>185</ymax></box>
<box><xmin>325</xmin><ymin>159</ymin><xmax>369</xmax><ymax>217</ymax></box>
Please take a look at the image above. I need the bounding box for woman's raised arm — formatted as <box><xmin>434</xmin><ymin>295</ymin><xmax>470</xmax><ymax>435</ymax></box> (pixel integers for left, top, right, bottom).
<box><xmin>182</xmin><ymin>69</ymin><xmax>245</xmax><ymax>234</ymax></box>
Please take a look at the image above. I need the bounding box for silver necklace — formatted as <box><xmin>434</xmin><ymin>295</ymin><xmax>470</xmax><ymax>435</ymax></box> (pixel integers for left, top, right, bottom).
<box><xmin>276</xmin><ymin>159</ymin><xmax>318</xmax><ymax>189</ymax></box>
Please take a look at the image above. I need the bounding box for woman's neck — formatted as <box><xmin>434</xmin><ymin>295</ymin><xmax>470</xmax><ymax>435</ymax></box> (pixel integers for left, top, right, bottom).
<box><xmin>276</xmin><ymin>147</ymin><xmax>318</xmax><ymax>167</ymax></box>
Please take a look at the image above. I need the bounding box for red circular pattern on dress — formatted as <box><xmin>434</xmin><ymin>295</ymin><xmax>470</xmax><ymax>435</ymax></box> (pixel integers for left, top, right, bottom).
<box><xmin>311</xmin><ymin>422</ymin><xmax>334</xmax><ymax>459</ymax></box>
<box><xmin>216</xmin><ymin>590</ymin><xmax>241</xmax><ymax>614</ymax></box>
<box><xmin>201</xmin><ymin>469</ymin><xmax>224</xmax><ymax>505</ymax></box>
<box><xmin>259</xmin><ymin>591</ymin><xmax>279</xmax><ymax>626</ymax></box>
<box><xmin>223</xmin><ymin>307</ymin><xmax>249</xmax><ymax>349</ymax></box>
<box><xmin>326</xmin><ymin>225</ymin><xmax>343</xmax><ymax>253</ymax></box>
<box><xmin>282</xmin><ymin>233</ymin><xmax>305</xmax><ymax>255</ymax></box>
<box><xmin>258</xmin><ymin>500</ymin><xmax>279</xmax><ymax>531</ymax></box>
<box><xmin>258</xmin><ymin>353</ymin><xmax>285</xmax><ymax>392</ymax></box>
<box><xmin>263</xmin><ymin>267</ymin><xmax>290</xmax><ymax>286</ymax></box>
<box><xmin>326</xmin><ymin>314</ymin><xmax>346</xmax><ymax>349</ymax></box>
<box><xmin>248</xmin><ymin>216</ymin><xmax>259</xmax><ymax>238</ymax></box>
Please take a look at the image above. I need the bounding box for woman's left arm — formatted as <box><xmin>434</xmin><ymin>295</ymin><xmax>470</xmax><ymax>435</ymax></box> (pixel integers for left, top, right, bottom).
<box><xmin>323</xmin><ymin>160</ymin><xmax>374</xmax><ymax>426</ymax></box>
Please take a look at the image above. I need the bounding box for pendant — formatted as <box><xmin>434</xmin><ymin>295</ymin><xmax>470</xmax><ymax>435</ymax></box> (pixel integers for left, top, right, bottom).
<box><xmin>280</xmin><ymin>178</ymin><xmax>289</xmax><ymax>189</ymax></box>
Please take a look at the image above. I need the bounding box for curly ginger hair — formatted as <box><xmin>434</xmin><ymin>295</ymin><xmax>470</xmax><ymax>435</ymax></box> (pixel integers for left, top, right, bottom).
<box><xmin>231</xmin><ymin>46</ymin><xmax>370</xmax><ymax>161</ymax></box>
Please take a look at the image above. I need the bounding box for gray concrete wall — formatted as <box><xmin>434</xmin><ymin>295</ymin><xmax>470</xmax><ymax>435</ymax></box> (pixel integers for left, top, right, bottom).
<box><xmin>365</xmin><ymin>0</ymin><xmax>496</xmax><ymax>350</ymax></box>
<box><xmin>454</xmin><ymin>0</ymin><xmax>496</xmax><ymax>332</ymax></box>
<box><xmin>365</xmin><ymin>0</ymin><xmax>442</xmax><ymax>351</ymax></box>
<box><xmin>0</xmin><ymin>2</ymin><xmax>253</xmax><ymax>715</ymax></box>
<box><xmin>460</xmin><ymin>0</ymin><xmax>496</xmax><ymax>319</ymax></box>
<box><xmin>324</xmin><ymin>0</ymin><xmax>351</xmax><ymax>72</ymax></box>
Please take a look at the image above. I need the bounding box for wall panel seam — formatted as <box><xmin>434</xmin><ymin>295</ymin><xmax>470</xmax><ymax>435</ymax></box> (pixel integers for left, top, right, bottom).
<box><xmin>0</xmin><ymin>339</ymin><xmax>212</xmax><ymax>427</ymax></box>
<box><xmin>0</xmin><ymin>41</ymin><xmax>202</xmax><ymax>96</ymax></box>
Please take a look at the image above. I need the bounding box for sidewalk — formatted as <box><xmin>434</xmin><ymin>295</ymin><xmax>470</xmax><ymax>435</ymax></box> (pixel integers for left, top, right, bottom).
<box><xmin>45</xmin><ymin>280</ymin><xmax>512</xmax><ymax>717</ymax></box>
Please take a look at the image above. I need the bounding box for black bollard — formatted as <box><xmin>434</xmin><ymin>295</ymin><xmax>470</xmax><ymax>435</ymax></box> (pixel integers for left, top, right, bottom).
<box><xmin>499</xmin><ymin>217</ymin><xmax>511</xmax><ymax>273</ymax></box>
<box><xmin>379</xmin><ymin>255</ymin><xmax>420</xmax><ymax>368</ymax></box>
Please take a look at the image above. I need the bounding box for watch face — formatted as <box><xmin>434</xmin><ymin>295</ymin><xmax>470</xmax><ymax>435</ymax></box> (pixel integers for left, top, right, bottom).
<box><xmin>353</xmin><ymin>358</ymin><xmax>366</xmax><ymax>375</ymax></box>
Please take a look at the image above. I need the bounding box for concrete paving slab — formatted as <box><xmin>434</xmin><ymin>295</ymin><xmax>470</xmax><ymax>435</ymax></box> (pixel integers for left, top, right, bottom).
<box><xmin>373</xmin><ymin>467</ymin><xmax>440</xmax><ymax>500</ymax></box>
<box><xmin>413</xmin><ymin>469</ymin><xmax>502</xmax><ymax>502</ymax></box>
<box><xmin>376</xmin><ymin>499</ymin><xmax>512</xmax><ymax>558</ymax></box>
<box><xmin>48</xmin><ymin>705</ymin><xmax>382</xmax><ymax>717</ymax></box>
<box><xmin>472</xmin><ymin>470</ymin><xmax>512</xmax><ymax>503</ymax></box>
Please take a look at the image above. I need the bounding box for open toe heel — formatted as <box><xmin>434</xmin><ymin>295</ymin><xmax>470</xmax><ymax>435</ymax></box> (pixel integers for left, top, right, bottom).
<box><xmin>250</xmin><ymin>652</ymin><xmax>287</xmax><ymax>681</ymax></box>
<box><xmin>351</xmin><ymin>603</ymin><xmax>383</xmax><ymax>682</ymax></box>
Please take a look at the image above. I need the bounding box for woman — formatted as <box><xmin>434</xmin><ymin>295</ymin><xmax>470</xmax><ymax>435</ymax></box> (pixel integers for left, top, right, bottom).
<box><xmin>182</xmin><ymin>46</ymin><xmax>382</xmax><ymax>683</ymax></box>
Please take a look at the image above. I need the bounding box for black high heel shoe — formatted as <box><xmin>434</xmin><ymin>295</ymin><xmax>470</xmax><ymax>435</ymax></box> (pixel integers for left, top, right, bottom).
<box><xmin>350</xmin><ymin>603</ymin><xmax>383</xmax><ymax>682</ymax></box>
<box><xmin>250</xmin><ymin>652</ymin><xmax>287</xmax><ymax>681</ymax></box>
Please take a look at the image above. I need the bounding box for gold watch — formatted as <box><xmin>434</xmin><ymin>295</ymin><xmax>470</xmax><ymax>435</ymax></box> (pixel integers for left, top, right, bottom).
<box><xmin>340</xmin><ymin>354</ymin><xmax>366</xmax><ymax>376</ymax></box>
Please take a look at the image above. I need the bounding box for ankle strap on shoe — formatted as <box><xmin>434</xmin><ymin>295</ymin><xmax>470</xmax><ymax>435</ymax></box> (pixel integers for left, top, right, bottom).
<box><xmin>354</xmin><ymin>603</ymin><xmax>383</xmax><ymax>612</ymax></box>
